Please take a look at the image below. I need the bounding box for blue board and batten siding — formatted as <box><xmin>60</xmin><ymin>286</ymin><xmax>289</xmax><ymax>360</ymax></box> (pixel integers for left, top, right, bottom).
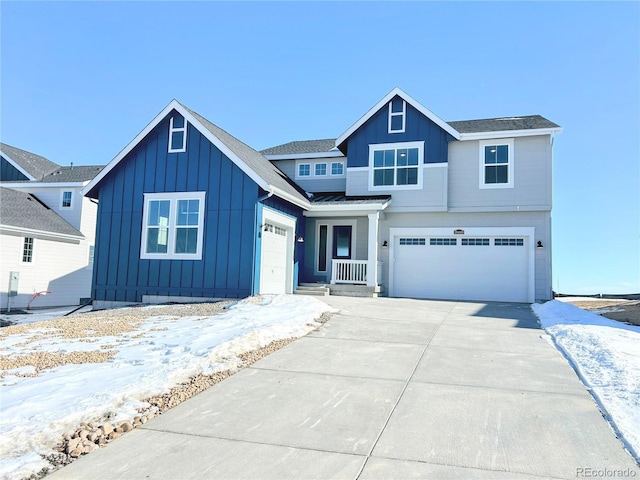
<box><xmin>344</xmin><ymin>96</ymin><xmax>453</xmax><ymax>167</ymax></box>
<box><xmin>92</xmin><ymin>112</ymin><xmax>263</xmax><ymax>302</ymax></box>
<box><xmin>0</xmin><ymin>155</ymin><xmax>30</xmax><ymax>181</ymax></box>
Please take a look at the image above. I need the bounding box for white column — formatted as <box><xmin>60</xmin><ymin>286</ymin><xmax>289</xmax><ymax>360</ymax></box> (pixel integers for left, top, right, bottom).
<box><xmin>367</xmin><ymin>212</ymin><xmax>379</xmax><ymax>287</ymax></box>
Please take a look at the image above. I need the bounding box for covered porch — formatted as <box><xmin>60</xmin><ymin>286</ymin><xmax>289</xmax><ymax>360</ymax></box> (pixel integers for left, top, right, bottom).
<box><xmin>299</xmin><ymin>193</ymin><xmax>391</xmax><ymax>294</ymax></box>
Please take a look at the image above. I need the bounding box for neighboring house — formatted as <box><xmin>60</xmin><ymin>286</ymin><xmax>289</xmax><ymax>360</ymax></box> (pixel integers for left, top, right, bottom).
<box><xmin>0</xmin><ymin>143</ymin><xmax>103</xmax><ymax>308</ymax></box>
<box><xmin>84</xmin><ymin>87</ymin><xmax>561</xmax><ymax>308</ymax></box>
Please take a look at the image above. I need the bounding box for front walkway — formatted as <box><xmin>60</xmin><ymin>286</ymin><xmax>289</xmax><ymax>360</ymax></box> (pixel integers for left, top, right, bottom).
<box><xmin>50</xmin><ymin>297</ymin><xmax>639</xmax><ymax>479</ymax></box>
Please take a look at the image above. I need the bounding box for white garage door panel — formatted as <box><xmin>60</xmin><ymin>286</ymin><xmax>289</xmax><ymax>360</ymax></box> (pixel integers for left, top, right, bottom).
<box><xmin>394</xmin><ymin>236</ymin><xmax>529</xmax><ymax>303</ymax></box>
<box><xmin>260</xmin><ymin>224</ymin><xmax>288</xmax><ymax>294</ymax></box>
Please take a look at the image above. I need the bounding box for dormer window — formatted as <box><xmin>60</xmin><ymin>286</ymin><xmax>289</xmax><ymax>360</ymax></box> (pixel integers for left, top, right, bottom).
<box><xmin>388</xmin><ymin>98</ymin><xmax>406</xmax><ymax>133</ymax></box>
<box><xmin>168</xmin><ymin>115</ymin><xmax>187</xmax><ymax>153</ymax></box>
<box><xmin>61</xmin><ymin>190</ymin><xmax>73</xmax><ymax>208</ymax></box>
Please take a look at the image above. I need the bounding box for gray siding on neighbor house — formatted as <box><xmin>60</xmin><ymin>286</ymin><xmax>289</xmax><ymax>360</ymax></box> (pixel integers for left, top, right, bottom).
<box><xmin>345</xmin><ymin>165</ymin><xmax>448</xmax><ymax>211</ymax></box>
<box><xmin>374</xmin><ymin>211</ymin><xmax>552</xmax><ymax>301</ymax></box>
<box><xmin>271</xmin><ymin>158</ymin><xmax>347</xmax><ymax>193</ymax></box>
<box><xmin>447</xmin><ymin>136</ymin><xmax>552</xmax><ymax>212</ymax></box>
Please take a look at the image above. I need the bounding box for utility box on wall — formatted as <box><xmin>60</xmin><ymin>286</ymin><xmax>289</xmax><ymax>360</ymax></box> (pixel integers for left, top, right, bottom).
<box><xmin>9</xmin><ymin>271</ymin><xmax>19</xmax><ymax>297</ymax></box>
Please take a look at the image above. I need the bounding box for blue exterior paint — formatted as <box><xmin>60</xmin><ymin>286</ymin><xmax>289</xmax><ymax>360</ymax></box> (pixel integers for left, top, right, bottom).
<box><xmin>91</xmin><ymin>110</ymin><xmax>304</xmax><ymax>302</ymax></box>
<box><xmin>0</xmin><ymin>155</ymin><xmax>29</xmax><ymax>181</ymax></box>
<box><xmin>344</xmin><ymin>95</ymin><xmax>453</xmax><ymax>168</ymax></box>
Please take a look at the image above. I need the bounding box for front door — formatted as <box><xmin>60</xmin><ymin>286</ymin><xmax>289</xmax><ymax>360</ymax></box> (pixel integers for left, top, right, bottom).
<box><xmin>332</xmin><ymin>225</ymin><xmax>352</xmax><ymax>260</ymax></box>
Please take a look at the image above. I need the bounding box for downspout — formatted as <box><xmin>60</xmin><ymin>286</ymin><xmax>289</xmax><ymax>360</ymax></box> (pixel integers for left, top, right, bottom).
<box><xmin>251</xmin><ymin>190</ymin><xmax>274</xmax><ymax>295</ymax></box>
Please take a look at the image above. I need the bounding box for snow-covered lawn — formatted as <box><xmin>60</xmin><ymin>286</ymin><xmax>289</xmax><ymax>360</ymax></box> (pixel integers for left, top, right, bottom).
<box><xmin>0</xmin><ymin>295</ymin><xmax>333</xmax><ymax>480</ymax></box>
<box><xmin>533</xmin><ymin>300</ymin><xmax>640</xmax><ymax>463</ymax></box>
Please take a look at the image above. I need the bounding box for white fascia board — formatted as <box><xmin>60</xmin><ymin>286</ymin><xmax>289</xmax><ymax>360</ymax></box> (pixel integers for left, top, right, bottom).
<box><xmin>304</xmin><ymin>199</ymin><xmax>391</xmax><ymax>217</ymax></box>
<box><xmin>0</xmin><ymin>151</ymin><xmax>36</xmax><ymax>180</ymax></box>
<box><xmin>3</xmin><ymin>181</ymin><xmax>87</xmax><ymax>189</ymax></box>
<box><xmin>458</xmin><ymin>127</ymin><xmax>563</xmax><ymax>141</ymax></box>
<box><xmin>0</xmin><ymin>225</ymin><xmax>84</xmax><ymax>242</ymax></box>
<box><xmin>335</xmin><ymin>87</ymin><xmax>461</xmax><ymax>148</ymax></box>
<box><xmin>268</xmin><ymin>186</ymin><xmax>311</xmax><ymax>210</ymax></box>
<box><xmin>264</xmin><ymin>151</ymin><xmax>345</xmax><ymax>161</ymax></box>
<box><xmin>83</xmin><ymin>100</ymin><xmax>273</xmax><ymax>197</ymax></box>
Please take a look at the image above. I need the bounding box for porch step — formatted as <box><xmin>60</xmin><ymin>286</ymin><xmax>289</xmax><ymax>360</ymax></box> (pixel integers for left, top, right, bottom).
<box><xmin>294</xmin><ymin>284</ymin><xmax>330</xmax><ymax>296</ymax></box>
<box><xmin>329</xmin><ymin>284</ymin><xmax>384</xmax><ymax>298</ymax></box>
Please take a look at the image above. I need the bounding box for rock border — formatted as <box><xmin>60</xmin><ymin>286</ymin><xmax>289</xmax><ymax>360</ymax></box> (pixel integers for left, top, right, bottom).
<box><xmin>29</xmin><ymin>310</ymin><xmax>333</xmax><ymax>480</ymax></box>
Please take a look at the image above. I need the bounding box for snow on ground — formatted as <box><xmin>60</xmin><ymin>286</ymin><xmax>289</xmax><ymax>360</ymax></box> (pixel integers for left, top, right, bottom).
<box><xmin>532</xmin><ymin>300</ymin><xmax>640</xmax><ymax>463</ymax></box>
<box><xmin>0</xmin><ymin>305</ymin><xmax>93</xmax><ymax>326</ymax></box>
<box><xmin>0</xmin><ymin>295</ymin><xmax>333</xmax><ymax>480</ymax></box>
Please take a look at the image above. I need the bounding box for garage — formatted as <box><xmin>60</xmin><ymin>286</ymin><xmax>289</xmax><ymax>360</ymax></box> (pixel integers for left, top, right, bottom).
<box><xmin>259</xmin><ymin>208</ymin><xmax>296</xmax><ymax>294</ymax></box>
<box><xmin>390</xmin><ymin>228</ymin><xmax>535</xmax><ymax>303</ymax></box>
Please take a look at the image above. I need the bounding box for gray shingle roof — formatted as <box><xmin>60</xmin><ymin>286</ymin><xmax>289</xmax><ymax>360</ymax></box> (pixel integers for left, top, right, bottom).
<box><xmin>180</xmin><ymin>103</ymin><xmax>309</xmax><ymax>206</ymax></box>
<box><xmin>447</xmin><ymin>115</ymin><xmax>560</xmax><ymax>133</ymax></box>
<box><xmin>0</xmin><ymin>187</ymin><xmax>83</xmax><ymax>237</ymax></box>
<box><xmin>260</xmin><ymin>139</ymin><xmax>337</xmax><ymax>156</ymax></box>
<box><xmin>0</xmin><ymin>143</ymin><xmax>60</xmax><ymax>180</ymax></box>
<box><xmin>41</xmin><ymin>165</ymin><xmax>104</xmax><ymax>183</ymax></box>
<box><xmin>310</xmin><ymin>192</ymin><xmax>391</xmax><ymax>205</ymax></box>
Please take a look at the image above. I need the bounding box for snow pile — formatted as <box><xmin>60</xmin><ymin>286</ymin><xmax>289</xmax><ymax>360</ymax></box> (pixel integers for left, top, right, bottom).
<box><xmin>0</xmin><ymin>295</ymin><xmax>333</xmax><ymax>480</ymax></box>
<box><xmin>532</xmin><ymin>300</ymin><xmax>640</xmax><ymax>462</ymax></box>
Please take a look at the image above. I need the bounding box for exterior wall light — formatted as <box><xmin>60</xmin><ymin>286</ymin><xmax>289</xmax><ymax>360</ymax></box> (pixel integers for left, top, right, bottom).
<box><xmin>537</xmin><ymin>241</ymin><xmax>543</xmax><ymax>249</ymax></box>
<box><xmin>382</xmin><ymin>241</ymin><xmax>388</xmax><ymax>248</ymax></box>
<box><xmin>297</xmin><ymin>236</ymin><xmax>304</xmax><ymax>243</ymax></box>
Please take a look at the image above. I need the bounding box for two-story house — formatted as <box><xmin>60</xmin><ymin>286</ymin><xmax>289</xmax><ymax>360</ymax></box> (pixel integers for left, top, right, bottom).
<box><xmin>83</xmin><ymin>88</ymin><xmax>560</xmax><ymax>309</ymax></box>
<box><xmin>0</xmin><ymin>143</ymin><xmax>103</xmax><ymax>309</ymax></box>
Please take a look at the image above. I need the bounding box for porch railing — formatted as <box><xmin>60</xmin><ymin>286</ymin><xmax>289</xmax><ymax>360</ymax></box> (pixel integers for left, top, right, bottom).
<box><xmin>331</xmin><ymin>259</ymin><xmax>368</xmax><ymax>284</ymax></box>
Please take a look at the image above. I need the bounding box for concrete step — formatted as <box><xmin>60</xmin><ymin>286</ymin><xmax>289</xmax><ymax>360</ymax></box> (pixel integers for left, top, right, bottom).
<box><xmin>294</xmin><ymin>285</ymin><xmax>330</xmax><ymax>297</ymax></box>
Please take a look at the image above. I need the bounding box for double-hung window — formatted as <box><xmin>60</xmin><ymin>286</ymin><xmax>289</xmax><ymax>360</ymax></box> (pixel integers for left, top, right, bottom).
<box><xmin>61</xmin><ymin>191</ymin><xmax>73</xmax><ymax>208</ymax></box>
<box><xmin>369</xmin><ymin>141</ymin><xmax>423</xmax><ymax>189</ymax></box>
<box><xmin>141</xmin><ymin>192</ymin><xmax>205</xmax><ymax>260</ymax></box>
<box><xmin>168</xmin><ymin>115</ymin><xmax>187</xmax><ymax>153</ymax></box>
<box><xmin>388</xmin><ymin>97</ymin><xmax>406</xmax><ymax>133</ymax></box>
<box><xmin>480</xmin><ymin>138</ymin><xmax>514</xmax><ymax>188</ymax></box>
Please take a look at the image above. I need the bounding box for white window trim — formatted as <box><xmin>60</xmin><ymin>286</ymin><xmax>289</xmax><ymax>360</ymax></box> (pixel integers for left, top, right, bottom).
<box><xmin>295</xmin><ymin>160</ymin><xmax>345</xmax><ymax>179</ymax></box>
<box><xmin>168</xmin><ymin>116</ymin><xmax>187</xmax><ymax>153</ymax></box>
<box><xmin>368</xmin><ymin>141</ymin><xmax>424</xmax><ymax>191</ymax></box>
<box><xmin>330</xmin><ymin>161</ymin><xmax>344</xmax><ymax>176</ymax></box>
<box><xmin>314</xmin><ymin>162</ymin><xmax>328</xmax><ymax>176</ymax></box>
<box><xmin>388</xmin><ymin>99</ymin><xmax>406</xmax><ymax>133</ymax></box>
<box><xmin>297</xmin><ymin>163</ymin><xmax>311</xmax><ymax>178</ymax></box>
<box><xmin>60</xmin><ymin>190</ymin><xmax>74</xmax><ymax>209</ymax></box>
<box><xmin>140</xmin><ymin>191</ymin><xmax>205</xmax><ymax>260</ymax></box>
<box><xmin>21</xmin><ymin>237</ymin><xmax>35</xmax><ymax>264</ymax></box>
<box><xmin>479</xmin><ymin>138</ymin><xmax>514</xmax><ymax>189</ymax></box>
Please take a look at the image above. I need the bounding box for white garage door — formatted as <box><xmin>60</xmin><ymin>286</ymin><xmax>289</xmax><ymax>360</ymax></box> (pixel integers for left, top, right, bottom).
<box><xmin>393</xmin><ymin>234</ymin><xmax>531</xmax><ymax>303</ymax></box>
<box><xmin>260</xmin><ymin>223</ymin><xmax>289</xmax><ymax>294</ymax></box>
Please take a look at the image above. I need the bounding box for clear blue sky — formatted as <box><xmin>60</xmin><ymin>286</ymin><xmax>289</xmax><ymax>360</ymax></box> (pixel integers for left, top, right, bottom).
<box><xmin>2</xmin><ymin>1</ymin><xmax>639</xmax><ymax>295</ymax></box>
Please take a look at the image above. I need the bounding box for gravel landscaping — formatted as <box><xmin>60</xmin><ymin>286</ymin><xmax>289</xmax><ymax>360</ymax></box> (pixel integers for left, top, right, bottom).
<box><xmin>0</xmin><ymin>297</ymin><xmax>333</xmax><ymax>480</ymax></box>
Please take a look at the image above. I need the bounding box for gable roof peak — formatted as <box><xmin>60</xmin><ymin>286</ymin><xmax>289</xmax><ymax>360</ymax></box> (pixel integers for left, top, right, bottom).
<box><xmin>335</xmin><ymin>87</ymin><xmax>461</xmax><ymax>150</ymax></box>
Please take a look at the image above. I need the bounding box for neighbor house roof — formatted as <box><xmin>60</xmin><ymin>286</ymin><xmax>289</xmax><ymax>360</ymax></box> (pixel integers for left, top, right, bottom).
<box><xmin>84</xmin><ymin>100</ymin><xmax>310</xmax><ymax>209</ymax></box>
<box><xmin>40</xmin><ymin>165</ymin><xmax>105</xmax><ymax>183</ymax></box>
<box><xmin>0</xmin><ymin>187</ymin><xmax>83</xmax><ymax>238</ymax></box>
<box><xmin>0</xmin><ymin>143</ymin><xmax>60</xmax><ymax>181</ymax></box>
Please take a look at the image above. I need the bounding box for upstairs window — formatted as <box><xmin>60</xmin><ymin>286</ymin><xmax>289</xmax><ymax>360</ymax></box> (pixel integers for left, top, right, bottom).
<box><xmin>388</xmin><ymin>97</ymin><xmax>406</xmax><ymax>133</ymax></box>
<box><xmin>168</xmin><ymin>115</ymin><xmax>187</xmax><ymax>153</ymax></box>
<box><xmin>141</xmin><ymin>192</ymin><xmax>205</xmax><ymax>260</ymax></box>
<box><xmin>331</xmin><ymin>162</ymin><xmax>344</xmax><ymax>175</ymax></box>
<box><xmin>315</xmin><ymin>163</ymin><xmax>327</xmax><ymax>176</ymax></box>
<box><xmin>22</xmin><ymin>237</ymin><xmax>34</xmax><ymax>263</ymax></box>
<box><xmin>369</xmin><ymin>142</ymin><xmax>423</xmax><ymax>189</ymax></box>
<box><xmin>61</xmin><ymin>190</ymin><xmax>73</xmax><ymax>208</ymax></box>
<box><xmin>480</xmin><ymin>139</ymin><xmax>513</xmax><ymax>188</ymax></box>
<box><xmin>298</xmin><ymin>164</ymin><xmax>311</xmax><ymax>177</ymax></box>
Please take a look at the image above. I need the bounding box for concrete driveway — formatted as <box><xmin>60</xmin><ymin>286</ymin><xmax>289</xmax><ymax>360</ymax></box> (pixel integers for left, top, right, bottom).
<box><xmin>50</xmin><ymin>296</ymin><xmax>639</xmax><ymax>479</ymax></box>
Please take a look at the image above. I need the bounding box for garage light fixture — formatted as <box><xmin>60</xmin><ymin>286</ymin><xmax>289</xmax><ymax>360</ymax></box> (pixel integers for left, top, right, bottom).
<box><xmin>537</xmin><ymin>241</ymin><xmax>543</xmax><ymax>249</ymax></box>
<box><xmin>297</xmin><ymin>236</ymin><xmax>304</xmax><ymax>243</ymax></box>
<box><xmin>382</xmin><ymin>241</ymin><xmax>388</xmax><ymax>248</ymax></box>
